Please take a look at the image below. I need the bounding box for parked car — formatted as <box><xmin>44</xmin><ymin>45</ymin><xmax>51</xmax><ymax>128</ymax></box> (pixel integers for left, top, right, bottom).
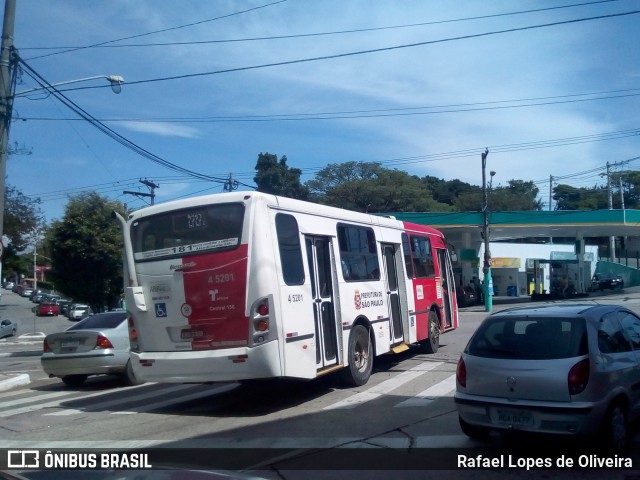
<box><xmin>0</xmin><ymin>319</ymin><xmax>17</xmax><ymax>338</ymax></box>
<box><xmin>456</xmin><ymin>285</ymin><xmax>477</xmax><ymax>307</ymax></box>
<box><xmin>455</xmin><ymin>303</ymin><xmax>640</xmax><ymax>449</ymax></box>
<box><xmin>68</xmin><ymin>304</ymin><xmax>93</xmax><ymax>320</ymax></box>
<box><xmin>56</xmin><ymin>299</ymin><xmax>73</xmax><ymax>316</ymax></box>
<box><xmin>34</xmin><ymin>302</ymin><xmax>59</xmax><ymax>317</ymax></box>
<box><xmin>590</xmin><ymin>272</ymin><xmax>624</xmax><ymax>291</ymax></box>
<box><xmin>41</xmin><ymin>311</ymin><xmax>142</xmax><ymax>387</ymax></box>
<box><xmin>3</xmin><ymin>281</ymin><xmax>14</xmax><ymax>290</ymax></box>
<box><xmin>20</xmin><ymin>288</ymin><xmax>34</xmax><ymax>298</ymax></box>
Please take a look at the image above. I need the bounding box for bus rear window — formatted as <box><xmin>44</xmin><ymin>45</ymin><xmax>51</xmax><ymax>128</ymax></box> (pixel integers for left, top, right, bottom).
<box><xmin>131</xmin><ymin>203</ymin><xmax>244</xmax><ymax>261</ymax></box>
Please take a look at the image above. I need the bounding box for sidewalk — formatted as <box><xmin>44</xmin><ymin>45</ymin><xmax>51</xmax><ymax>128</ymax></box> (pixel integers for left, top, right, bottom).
<box><xmin>0</xmin><ymin>332</ymin><xmax>45</xmax><ymax>392</ymax></box>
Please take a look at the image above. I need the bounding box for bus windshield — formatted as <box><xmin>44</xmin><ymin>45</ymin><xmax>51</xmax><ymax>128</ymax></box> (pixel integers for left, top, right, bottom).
<box><xmin>131</xmin><ymin>203</ymin><xmax>244</xmax><ymax>261</ymax></box>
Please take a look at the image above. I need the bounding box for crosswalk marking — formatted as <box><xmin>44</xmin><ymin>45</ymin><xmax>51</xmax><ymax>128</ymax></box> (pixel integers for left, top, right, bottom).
<box><xmin>1</xmin><ymin>362</ymin><xmax>455</xmax><ymax>418</ymax></box>
<box><xmin>0</xmin><ymin>385</ymin><xmax>138</xmax><ymax>418</ymax></box>
<box><xmin>395</xmin><ymin>374</ymin><xmax>456</xmax><ymax>407</ymax></box>
<box><xmin>323</xmin><ymin>361</ymin><xmax>444</xmax><ymax>410</ymax></box>
<box><xmin>45</xmin><ymin>384</ymin><xmax>195</xmax><ymax>416</ymax></box>
<box><xmin>113</xmin><ymin>383</ymin><xmax>237</xmax><ymax>414</ymax></box>
<box><xmin>0</xmin><ymin>390</ymin><xmax>70</xmax><ymax>409</ymax></box>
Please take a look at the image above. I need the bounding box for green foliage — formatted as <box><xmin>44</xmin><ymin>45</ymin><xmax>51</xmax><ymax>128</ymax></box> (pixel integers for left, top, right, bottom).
<box><xmin>254</xmin><ymin>152</ymin><xmax>309</xmax><ymax>199</ymax></box>
<box><xmin>46</xmin><ymin>192</ymin><xmax>127</xmax><ymax>311</ymax></box>
<box><xmin>4</xmin><ymin>184</ymin><xmax>45</xmax><ymax>251</ymax></box>
<box><xmin>307</xmin><ymin>162</ymin><xmax>452</xmax><ymax>213</ymax></box>
<box><xmin>553</xmin><ymin>184</ymin><xmax>607</xmax><ymax>210</ymax></box>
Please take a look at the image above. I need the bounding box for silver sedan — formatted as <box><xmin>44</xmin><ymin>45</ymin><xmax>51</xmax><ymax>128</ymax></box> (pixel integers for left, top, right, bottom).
<box><xmin>41</xmin><ymin>311</ymin><xmax>142</xmax><ymax>387</ymax></box>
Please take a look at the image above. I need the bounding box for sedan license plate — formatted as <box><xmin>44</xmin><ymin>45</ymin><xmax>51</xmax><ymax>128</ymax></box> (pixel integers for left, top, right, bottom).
<box><xmin>61</xmin><ymin>340</ymin><xmax>80</xmax><ymax>348</ymax></box>
<box><xmin>495</xmin><ymin>408</ymin><xmax>534</xmax><ymax>427</ymax></box>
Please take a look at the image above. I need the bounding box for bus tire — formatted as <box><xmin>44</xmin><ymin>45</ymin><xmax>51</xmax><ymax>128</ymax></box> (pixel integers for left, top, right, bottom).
<box><xmin>123</xmin><ymin>360</ymin><xmax>144</xmax><ymax>386</ymax></box>
<box><xmin>422</xmin><ymin>310</ymin><xmax>440</xmax><ymax>354</ymax></box>
<box><xmin>341</xmin><ymin>324</ymin><xmax>373</xmax><ymax>387</ymax></box>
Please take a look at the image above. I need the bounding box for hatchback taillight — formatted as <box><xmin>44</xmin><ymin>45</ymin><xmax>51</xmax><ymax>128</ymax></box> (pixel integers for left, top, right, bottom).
<box><xmin>568</xmin><ymin>358</ymin><xmax>590</xmax><ymax>395</ymax></box>
<box><xmin>456</xmin><ymin>357</ymin><xmax>467</xmax><ymax>388</ymax></box>
<box><xmin>94</xmin><ymin>335</ymin><xmax>114</xmax><ymax>350</ymax></box>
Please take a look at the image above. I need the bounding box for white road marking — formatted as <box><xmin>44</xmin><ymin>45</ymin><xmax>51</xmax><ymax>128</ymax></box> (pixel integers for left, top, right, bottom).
<box><xmin>45</xmin><ymin>384</ymin><xmax>195</xmax><ymax>416</ymax></box>
<box><xmin>323</xmin><ymin>361</ymin><xmax>444</xmax><ymax>410</ymax></box>
<box><xmin>395</xmin><ymin>374</ymin><xmax>456</xmax><ymax>407</ymax></box>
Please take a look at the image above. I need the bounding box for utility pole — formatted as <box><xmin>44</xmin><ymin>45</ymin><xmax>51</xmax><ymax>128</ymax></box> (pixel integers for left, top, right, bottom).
<box><xmin>223</xmin><ymin>173</ymin><xmax>238</xmax><ymax>192</ymax></box>
<box><xmin>124</xmin><ymin>178</ymin><xmax>159</xmax><ymax>206</ymax></box>
<box><xmin>606</xmin><ymin>161</ymin><xmax>615</xmax><ymax>262</ymax></box>
<box><xmin>481</xmin><ymin>148</ymin><xmax>492</xmax><ymax>312</ymax></box>
<box><xmin>0</xmin><ymin>0</ymin><xmax>16</xmax><ymax>283</ymax></box>
<box><xmin>549</xmin><ymin>175</ymin><xmax>553</xmax><ymax>211</ymax></box>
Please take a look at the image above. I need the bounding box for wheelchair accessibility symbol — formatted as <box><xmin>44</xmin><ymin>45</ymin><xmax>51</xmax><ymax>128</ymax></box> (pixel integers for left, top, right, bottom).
<box><xmin>155</xmin><ymin>303</ymin><xmax>167</xmax><ymax>317</ymax></box>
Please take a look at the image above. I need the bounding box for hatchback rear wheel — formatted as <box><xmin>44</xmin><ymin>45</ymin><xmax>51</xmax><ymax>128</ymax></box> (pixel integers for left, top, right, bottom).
<box><xmin>459</xmin><ymin>416</ymin><xmax>491</xmax><ymax>441</ymax></box>
<box><xmin>601</xmin><ymin>403</ymin><xmax>628</xmax><ymax>450</ymax></box>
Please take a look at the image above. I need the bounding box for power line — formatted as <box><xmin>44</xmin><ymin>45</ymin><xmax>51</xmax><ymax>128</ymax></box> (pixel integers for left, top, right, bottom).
<box><xmin>17</xmin><ymin>57</ymin><xmax>230</xmax><ymax>185</ymax></box>
<box><xmin>16</xmin><ymin>88</ymin><xmax>640</xmax><ymax>122</ymax></box>
<box><xmin>94</xmin><ymin>10</ymin><xmax>640</xmax><ymax>89</ymax></box>
<box><xmin>24</xmin><ymin>0</ymin><xmax>288</xmax><ymax>60</ymax></box>
<box><xmin>20</xmin><ymin>1</ymin><xmax>621</xmax><ymax>53</ymax></box>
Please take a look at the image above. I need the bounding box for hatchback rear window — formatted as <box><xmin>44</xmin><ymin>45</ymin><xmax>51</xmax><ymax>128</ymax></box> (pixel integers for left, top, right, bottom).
<box><xmin>67</xmin><ymin>312</ymin><xmax>127</xmax><ymax>331</ymax></box>
<box><xmin>467</xmin><ymin>316</ymin><xmax>588</xmax><ymax>359</ymax></box>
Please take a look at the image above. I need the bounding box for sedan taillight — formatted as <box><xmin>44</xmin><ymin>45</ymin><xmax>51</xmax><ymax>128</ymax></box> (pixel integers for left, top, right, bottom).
<box><xmin>43</xmin><ymin>339</ymin><xmax>50</xmax><ymax>353</ymax></box>
<box><xmin>568</xmin><ymin>358</ymin><xmax>590</xmax><ymax>395</ymax></box>
<box><xmin>94</xmin><ymin>335</ymin><xmax>114</xmax><ymax>350</ymax></box>
<box><xmin>456</xmin><ymin>357</ymin><xmax>467</xmax><ymax>388</ymax></box>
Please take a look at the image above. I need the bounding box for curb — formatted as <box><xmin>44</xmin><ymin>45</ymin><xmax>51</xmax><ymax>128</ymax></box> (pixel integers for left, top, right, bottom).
<box><xmin>0</xmin><ymin>373</ymin><xmax>30</xmax><ymax>392</ymax></box>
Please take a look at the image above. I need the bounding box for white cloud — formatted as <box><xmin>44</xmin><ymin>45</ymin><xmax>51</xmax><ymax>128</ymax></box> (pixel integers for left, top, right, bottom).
<box><xmin>117</xmin><ymin>121</ymin><xmax>201</xmax><ymax>139</ymax></box>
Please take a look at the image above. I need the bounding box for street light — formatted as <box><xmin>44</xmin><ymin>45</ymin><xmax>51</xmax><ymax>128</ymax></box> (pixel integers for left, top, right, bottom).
<box><xmin>481</xmin><ymin>149</ymin><xmax>493</xmax><ymax>312</ymax></box>
<box><xmin>14</xmin><ymin>75</ymin><xmax>125</xmax><ymax>97</ymax></box>
<box><xmin>0</xmin><ymin>72</ymin><xmax>124</xmax><ymax>284</ymax></box>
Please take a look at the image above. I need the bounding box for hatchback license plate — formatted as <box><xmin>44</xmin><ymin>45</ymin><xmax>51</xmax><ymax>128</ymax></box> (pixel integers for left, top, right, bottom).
<box><xmin>495</xmin><ymin>408</ymin><xmax>533</xmax><ymax>426</ymax></box>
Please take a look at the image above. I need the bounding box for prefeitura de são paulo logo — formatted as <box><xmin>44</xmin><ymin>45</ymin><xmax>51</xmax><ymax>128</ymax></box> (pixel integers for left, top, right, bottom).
<box><xmin>354</xmin><ymin>289</ymin><xmax>361</xmax><ymax>310</ymax></box>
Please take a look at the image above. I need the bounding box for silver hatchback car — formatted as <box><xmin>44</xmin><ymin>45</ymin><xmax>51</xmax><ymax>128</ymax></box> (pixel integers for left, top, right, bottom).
<box><xmin>455</xmin><ymin>304</ymin><xmax>640</xmax><ymax>449</ymax></box>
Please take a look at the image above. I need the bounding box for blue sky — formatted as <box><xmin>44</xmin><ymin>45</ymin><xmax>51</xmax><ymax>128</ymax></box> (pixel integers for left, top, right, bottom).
<box><xmin>6</xmin><ymin>0</ymin><xmax>640</xmax><ymax>221</ymax></box>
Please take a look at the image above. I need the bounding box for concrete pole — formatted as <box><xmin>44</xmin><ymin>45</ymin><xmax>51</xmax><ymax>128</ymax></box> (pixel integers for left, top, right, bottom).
<box><xmin>0</xmin><ymin>0</ymin><xmax>16</xmax><ymax>282</ymax></box>
<box><xmin>481</xmin><ymin>149</ymin><xmax>492</xmax><ymax>312</ymax></box>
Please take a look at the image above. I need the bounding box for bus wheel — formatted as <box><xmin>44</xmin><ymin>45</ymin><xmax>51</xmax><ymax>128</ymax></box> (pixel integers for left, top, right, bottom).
<box><xmin>422</xmin><ymin>310</ymin><xmax>440</xmax><ymax>354</ymax></box>
<box><xmin>341</xmin><ymin>324</ymin><xmax>372</xmax><ymax>387</ymax></box>
<box><xmin>123</xmin><ymin>360</ymin><xmax>144</xmax><ymax>386</ymax></box>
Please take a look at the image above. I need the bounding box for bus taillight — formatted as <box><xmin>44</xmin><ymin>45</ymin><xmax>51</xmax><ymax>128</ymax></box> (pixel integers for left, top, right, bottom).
<box><xmin>256</xmin><ymin>319</ymin><xmax>269</xmax><ymax>332</ymax></box>
<box><xmin>257</xmin><ymin>303</ymin><xmax>269</xmax><ymax>316</ymax></box>
<box><xmin>250</xmin><ymin>297</ymin><xmax>275</xmax><ymax>347</ymax></box>
<box><xmin>128</xmin><ymin>316</ymin><xmax>140</xmax><ymax>351</ymax></box>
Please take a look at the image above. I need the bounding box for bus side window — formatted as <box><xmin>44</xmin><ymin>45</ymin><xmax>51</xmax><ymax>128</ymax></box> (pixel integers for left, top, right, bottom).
<box><xmin>275</xmin><ymin>214</ymin><xmax>305</xmax><ymax>286</ymax></box>
<box><xmin>337</xmin><ymin>224</ymin><xmax>380</xmax><ymax>282</ymax></box>
<box><xmin>401</xmin><ymin>233</ymin><xmax>413</xmax><ymax>279</ymax></box>
<box><xmin>411</xmin><ymin>235</ymin><xmax>435</xmax><ymax>278</ymax></box>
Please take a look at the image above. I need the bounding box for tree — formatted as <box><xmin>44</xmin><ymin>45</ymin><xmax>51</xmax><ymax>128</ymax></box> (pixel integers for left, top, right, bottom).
<box><xmin>553</xmin><ymin>184</ymin><xmax>607</xmax><ymax>210</ymax></box>
<box><xmin>254</xmin><ymin>152</ymin><xmax>308</xmax><ymax>199</ymax></box>
<box><xmin>4</xmin><ymin>184</ymin><xmax>45</xmax><ymax>251</ymax></box>
<box><xmin>2</xmin><ymin>185</ymin><xmax>46</xmax><ymax>282</ymax></box>
<box><xmin>454</xmin><ymin>180</ymin><xmax>542</xmax><ymax>211</ymax></box>
<box><xmin>46</xmin><ymin>192</ymin><xmax>127</xmax><ymax>310</ymax></box>
<box><xmin>307</xmin><ymin>162</ymin><xmax>452</xmax><ymax>212</ymax></box>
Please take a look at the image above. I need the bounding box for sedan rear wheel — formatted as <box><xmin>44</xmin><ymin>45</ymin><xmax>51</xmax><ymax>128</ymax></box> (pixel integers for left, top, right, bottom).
<box><xmin>61</xmin><ymin>375</ymin><xmax>88</xmax><ymax>387</ymax></box>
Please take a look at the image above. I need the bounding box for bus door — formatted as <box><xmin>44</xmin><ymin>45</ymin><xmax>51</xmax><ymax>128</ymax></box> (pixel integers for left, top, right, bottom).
<box><xmin>382</xmin><ymin>243</ymin><xmax>405</xmax><ymax>344</ymax></box>
<box><xmin>436</xmin><ymin>248</ymin><xmax>456</xmax><ymax>330</ymax></box>
<box><xmin>305</xmin><ymin>236</ymin><xmax>340</xmax><ymax>370</ymax></box>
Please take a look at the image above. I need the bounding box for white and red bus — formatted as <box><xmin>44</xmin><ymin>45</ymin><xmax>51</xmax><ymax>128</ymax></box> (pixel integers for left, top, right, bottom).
<box><xmin>114</xmin><ymin>192</ymin><xmax>458</xmax><ymax>386</ymax></box>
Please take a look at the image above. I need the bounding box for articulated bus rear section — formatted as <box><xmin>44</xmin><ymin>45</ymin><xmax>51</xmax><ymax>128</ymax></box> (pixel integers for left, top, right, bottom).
<box><xmin>114</xmin><ymin>192</ymin><xmax>458</xmax><ymax>386</ymax></box>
